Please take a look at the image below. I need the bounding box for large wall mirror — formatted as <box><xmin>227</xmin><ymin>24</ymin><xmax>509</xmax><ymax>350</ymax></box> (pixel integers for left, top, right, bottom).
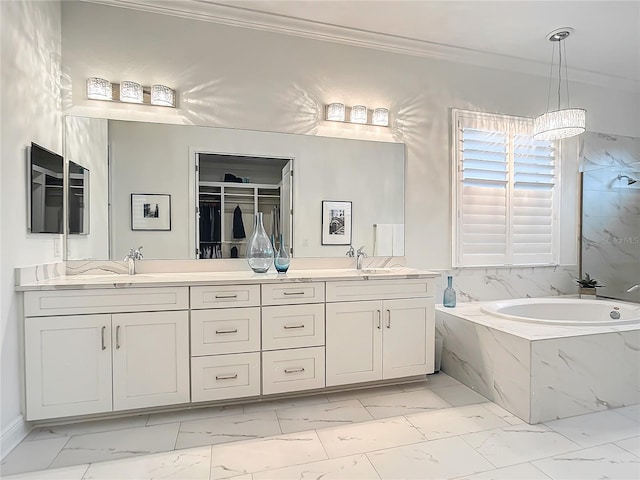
<box><xmin>64</xmin><ymin>116</ymin><xmax>405</xmax><ymax>261</ymax></box>
<box><xmin>580</xmin><ymin>131</ymin><xmax>640</xmax><ymax>302</ymax></box>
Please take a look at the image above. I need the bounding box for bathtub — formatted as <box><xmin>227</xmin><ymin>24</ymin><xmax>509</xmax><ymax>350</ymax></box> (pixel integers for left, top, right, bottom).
<box><xmin>481</xmin><ymin>297</ymin><xmax>640</xmax><ymax>325</ymax></box>
<box><xmin>436</xmin><ymin>298</ymin><xmax>640</xmax><ymax>424</ymax></box>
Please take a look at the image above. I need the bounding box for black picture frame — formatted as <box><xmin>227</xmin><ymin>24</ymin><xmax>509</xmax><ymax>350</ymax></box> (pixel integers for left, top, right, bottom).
<box><xmin>321</xmin><ymin>200</ymin><xmax>352</xmax><ymax>245</ymax></box>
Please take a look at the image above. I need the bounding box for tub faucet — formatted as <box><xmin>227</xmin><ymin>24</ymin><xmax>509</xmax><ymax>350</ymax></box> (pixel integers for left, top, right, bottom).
<box><xmin>124</xmin><ymin>246</ymin><xmax>143</xmax><ymax>275</ymax></box>
<box><xmin>627</xmin><ymin>284</ymin><xmax>639</xmax><ymax>293</ymax></box>
<box><xmin>356</xmin><ymin>246</ymin><xmax>367</xmax><ymax>270</ymax></box>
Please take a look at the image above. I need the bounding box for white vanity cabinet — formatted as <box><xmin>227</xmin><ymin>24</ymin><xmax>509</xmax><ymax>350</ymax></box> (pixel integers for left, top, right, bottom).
<box><xmin>190</xmin><ymin>285</ymin><xmax>262</xmax><ymax>402</ymax></box>
<box><xmin>325</xmin><ymin>280</ymin><xmax>435</xmax><ymax>387</ymax></box>
<box><xmin>23</xmin><ymin>288</ymin><xmax>190</xmax><ymax>421</ymax></box>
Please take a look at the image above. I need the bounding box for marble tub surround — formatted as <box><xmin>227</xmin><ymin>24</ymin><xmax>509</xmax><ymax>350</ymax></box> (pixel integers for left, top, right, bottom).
<box><xmin>15</xmin><ymin>257</ymin><xmax>433</xmax><ymax>290</ymax></box>
<box><xmin>433</xmin><ymin>265</ymin><xmax>579</xmax><ymax>304</ymax></box>
<box><xmin>436</xmin><ymin>302</ymin><xmax>640</xmax><ymax>424</ymax></box>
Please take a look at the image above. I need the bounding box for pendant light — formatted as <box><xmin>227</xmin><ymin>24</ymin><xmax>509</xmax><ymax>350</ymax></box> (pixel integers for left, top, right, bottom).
<box><xmin>533</xmin><ymin>27</ymin><xmax>586</xmax><ymax>141</ymax></box>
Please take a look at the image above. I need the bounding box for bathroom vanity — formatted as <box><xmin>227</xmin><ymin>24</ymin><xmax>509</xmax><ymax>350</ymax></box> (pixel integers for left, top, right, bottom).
<box><xmin>17</xmin><ymin>266</ymin><xmax>437</xmax><ymax>421</ymax></box>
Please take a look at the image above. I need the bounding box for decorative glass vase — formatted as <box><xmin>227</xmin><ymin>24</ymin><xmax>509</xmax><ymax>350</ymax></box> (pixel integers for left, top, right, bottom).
<box><xmin>246</xmin><ymin>212</ymin><xmax>274</xmax><ymax>273</ymax></box>
<box><xmin>274</xmin><ymin>234</ymin><xmax>290</xmax><ymax>274</ymax></box>
<box><xmin>443</xmin><ymin>275</ymin><xmax>457</xmax><ymax>308</ymax></box>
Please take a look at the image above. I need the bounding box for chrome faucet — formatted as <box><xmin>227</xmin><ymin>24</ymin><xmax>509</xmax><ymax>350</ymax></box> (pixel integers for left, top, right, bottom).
<box><xmin>627</xmin><ymin>284</ymin><xmax>639</xmax><ymax>293</ymax></box>
<box><xmin>124</xmin><ymin>246</ymin><xmax>143</xmax><ymax>275</ymax></box>
<box><xmin>346</xmin><ymin>245</ymin><xmax>355</xmax><ymax>257</ymax></box>
<box><xmin>356</xmin><ymin>246</ymin><xmax>367</xmax><ymax>270</ymax></box>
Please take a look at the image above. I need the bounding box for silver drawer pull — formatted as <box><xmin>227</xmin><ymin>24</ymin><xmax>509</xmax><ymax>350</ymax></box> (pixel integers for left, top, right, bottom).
<box><xmin>215</xmin><ymin>328</ymin><xmax>238</xmax><ymax>334</ymax></box>
<box><xmin>284</xmin><ymin>324</ymin><xmax>305</xmax><ymax>329</ymax></box>
<box><xmin>377</xmin><ymin>310</ymin><xmax>381</xmax><ymax>329</ymax></box>
<box><xmin>386</xmin><ymin>309</ymin><xmax>391</xmax><ymax>329</ymax></box>
<box><xmin>215</xmin><ymin>294</ymin><xmax>238</xmax><ymax>299</ymax></box>
<box><xmin>284</xmin><ymin>367</ymin><xmax>305</xmax><ymax>374</ymax></box>
<box><xmin>101</xmin><ymin>326</ymin><xmax>107</xmax><ymax>350</ymax></box>
<box><xmin>115</xmin><ymin>325</ymin><xmax>121</xmax><ymax>349</ymax></box>
<box><xmin>215</xmin><ymin>374</ymin><xmax>238</xmax><ymax>380</ymax></box>
<box><xmin>283</xmin><ymin>291</ymin><xmax>305</xmax><ymax>296</ymax></box>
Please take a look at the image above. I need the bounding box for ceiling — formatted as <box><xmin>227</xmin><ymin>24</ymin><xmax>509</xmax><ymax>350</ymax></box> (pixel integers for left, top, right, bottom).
<box><xmin>94</xmin><ymin>0</ymin><xmax>640</xmax><ymax>91</ymax></box>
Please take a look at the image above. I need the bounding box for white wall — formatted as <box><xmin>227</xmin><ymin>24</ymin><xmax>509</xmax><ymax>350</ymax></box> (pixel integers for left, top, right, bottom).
<box><xmin>65</xmin><ymin>116</ymin><xmax>109</xmax><ymax>260</ymax></box>
<box><xmin>0</xmin><ymin>0</ymin><xmax>62</xmax><ymax>453</ymax></box>
<box><xmin>107</xmin><ymin>120</ymin><xmax>404</xmax><ymax>259</ymax></box>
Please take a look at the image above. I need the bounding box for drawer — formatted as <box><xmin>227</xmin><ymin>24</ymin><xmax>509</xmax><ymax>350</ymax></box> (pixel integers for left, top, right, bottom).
<box><xmin>191</xmin><ymin>308</ymin><xmax>260</xmax><ymax>356</ymax></box>
<box><xmin>326</xmin><ymin>279</ymin><xmax>433</xmax><ymax>303</ymax></box>
<box><xmin>191</xmin><ymin>352</ymin><xmax>260</xmax><ymax>402</ymax></box>
<box><xmin>261</xmin><ymin>283</ymin><xmax>325</xmax><ymax>306</ymax></box>
<box><xmin>24</xmin><ymin>287</ymin><xmax>189</xmax><ymax>317</ymax></box>
<box><xmin>262</xmin><ymin>347</ymin><xmax>325</xmax><ymax>395</ymax></box>
<box><xmin>191</xmin><ymin>285</ymin><xmax>260</xmax><ymax>309</ymax></box>
<box><xmin>262</xmin><ymin>304</ymin><xmax>325</xmax><ymax>351</ymax></box>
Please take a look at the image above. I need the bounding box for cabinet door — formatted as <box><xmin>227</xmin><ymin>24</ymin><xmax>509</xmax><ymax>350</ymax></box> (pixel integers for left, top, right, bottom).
<box><xmin>382</xmin><ymin>297</ymin><xmax>435</xmax><ymax>379</ymax></box>
<box><xmin>112</xmin><ymin>311</ymin><xmax>190</xmax><ymax>410</ymax></box>
<box><xmin>325</xmin><ymin>301</ymin><xmax>382</xmax><ymax>386</ymax></box>
<box><xmin>24</xmin><ymin>315</ymin><xmax>112</xmax><ymax>421</ymax></box>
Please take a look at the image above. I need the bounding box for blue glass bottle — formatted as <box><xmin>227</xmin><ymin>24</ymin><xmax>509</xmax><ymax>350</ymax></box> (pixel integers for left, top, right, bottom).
<box><xmin>274</xmin><ymin>234</ymin><xmax>290</xmax><ymax>274</ymax></box>
<box><xmin>443</xmin><ymin>275</ymin><xmax>457</xmax><ymax>307</ymax></box>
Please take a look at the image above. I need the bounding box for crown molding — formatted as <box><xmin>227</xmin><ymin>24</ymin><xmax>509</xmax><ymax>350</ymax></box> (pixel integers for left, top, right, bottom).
<box><xmin>87</xmin><ymin>0</ymin><xmax>638</xmax><ymax>93</ymax></box>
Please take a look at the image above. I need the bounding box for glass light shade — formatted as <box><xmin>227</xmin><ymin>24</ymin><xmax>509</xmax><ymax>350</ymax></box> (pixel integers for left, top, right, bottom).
<box><xmin>350</xmin><ymin>105</ymin><xmax>368</xmax><ymax>124</ymax></box>
<box><xmin>119</xmin><ymin>81</ymin><xmax>143</xmax><ymax>103</ymax></box>
<box><xmin>533</xmin><ymin>108</ymin><xmax>586</xmax><ymax>140</ymax></box>
<box><xmin>150</xmin><ymin>84</ymin><xmax>175</xmax><ymax>107</ymax></box>
<box><xmin>326</xmin><ymin>103</ymin><xmax>345</xmax><ymax>121</ymax></box>
<box><xmin>372</xmin><ymin>107</ymin><xmax>389</xmax><ymax>126</ymax></box>
<box><xmin>86</xmin><ymin>77</ymin><xmax>112</xmax><ymax>101</ymax></box>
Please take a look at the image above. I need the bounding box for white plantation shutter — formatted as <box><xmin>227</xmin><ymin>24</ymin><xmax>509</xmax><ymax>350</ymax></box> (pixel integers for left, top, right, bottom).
<box><xmin>452</xmin><ymin>110</ymin><xmax>559</xmax><ymax>267</ymax></box>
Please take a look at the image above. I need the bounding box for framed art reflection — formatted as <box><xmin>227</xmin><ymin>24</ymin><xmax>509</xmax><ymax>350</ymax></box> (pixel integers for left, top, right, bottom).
<box><xmin>321</xmin><ymin>200</ymin><xmax>352</xmax><ymax>245</ymax></box>
<box><xmin>131</xmin><ymin>193</ymin><xmax>171</xmax><ymax>231</ymax></box>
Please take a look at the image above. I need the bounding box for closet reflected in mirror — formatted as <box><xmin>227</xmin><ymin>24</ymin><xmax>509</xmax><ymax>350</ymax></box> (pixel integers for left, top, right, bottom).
<box><xmin>68</xmin><ymin>161</ymin><xmax>90</xmax><ymax>235</ymax></box>
<box><xmin>197</xmin><ymin>154</ymin><xmax>291</xmax><ymax>259</ymax></box>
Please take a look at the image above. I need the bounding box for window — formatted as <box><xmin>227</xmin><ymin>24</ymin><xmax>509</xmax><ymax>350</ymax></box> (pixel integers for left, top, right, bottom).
<box><xmin>451</xmin><ymin>109</ymin><xmax>559</xmax><ymax>267</ymax></box>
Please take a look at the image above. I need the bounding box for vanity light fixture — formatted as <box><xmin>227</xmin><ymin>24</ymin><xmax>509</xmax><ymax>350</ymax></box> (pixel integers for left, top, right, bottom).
<box><xmin>533</xmin><ymin>27</ymin><xmax>586</xmax><ymax>140</ymax></box>
<box><xmin>86</xmin><ymin>77</ymin><xmax>112</xmax><ymax>101</ymax></box>
<box><xmin>325</xmin><ymin>103</ymin><xmax>390</xmax><ymax>127</ymax></box>
<box><xmin>119</xmin><ymin>80</ymin><xmax>143</xmax><ymax>103</ymax></box>
<box><xmin>85</xmin><ymin>78</ymin><xmax>176</xmax><ymax>108</ymax></box>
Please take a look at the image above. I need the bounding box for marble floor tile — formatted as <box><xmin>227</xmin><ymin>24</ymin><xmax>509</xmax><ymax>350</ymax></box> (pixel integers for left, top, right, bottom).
<box><xmin>82</xmin><ymin>445</ymin><xmax>212</xmax><ymax>479</ymax></box>
<box><xmin>209</xmin><ymin>431</ymin><xmax>327</xmax><ymax>479</ymax></box>
<box><xmin>430</xmin><ymin>384</ymin><xmax>489</xmax><ymax>407</ymax></box>
<box><xmin>316</xmin><ymin>416</ymin><xmax>426</xmax><ymax>458</ymax></box>
<box><xmin>532</xmin><ymin>443</ymin><xmax>640</xmax><ymax>480</ymax></box>
<box><xmin>544</xmin><ymin>409</ymin><xmax>640</xmax><ymax>448</ymax></box>
<box><xmin>360</xmin><ymin>389</ymin><xmax>451</xmax><ymax>419</ymax></box>
<box><xmin>461</xmin><ymin>424</ymin><xmax>582</xmax><ymax>468</ymax></box>
<box><xmin>176</xmin><ymin>411</ymin><xmax>281</xmax><ymax>449</ymax></box>
<box><xmin>0</xmin><ymin>437</ymin><xmax>70</xmax><ymax>476</ymax></box>
<box><xmin>456</xmin><ymin>462</ymin><xmax>552</xmax><ymax>480</ymax></box>
<box><xmin>326</xmin><ymin>384</ymin><xmax>403</xmax><ymax>402</ymax></box>
<box><xmin>276</xmin><ymin>399</ymin><xmax>373</xmax><ymax>434</ymax></box>
<box><xmin>406</xmin><ymin>404</ymin><xmax>510</xmax><ymax>440</ymax></box>
<box><xmin>480</xmin><ymin>402</ymin><xmax>525</xmax><ymax>425</ymax></box>
<box><xmin>616</xmin><ymin>436</ymin><xmax>640</xmax><ymax>457</ymax></box>
<box><xmin>614</xmin><ymin>404</ymin><xmax>640</xmax><ymax>423</ymax></box>
<box><xmin>243</xmin><ymin>394</ymin><xmax>329</xmax><ymax>413</ymax></box>
<box><xmin>398</xmin><ymin>372</ymin><xmax>461</xmax><ymax>392</ymax></box>
<box><xmin>367</xmin><ymin>436</ymin><xmax>494</xmax><ymax>480</ymax></box>
<box><xmin>1</xmin><ymin>464</ymin><xmax>89</xmax><ymax>480</ymax></box>
<box><xmin>146</xmin><ymin>404</ymin><xmax>244</xmax><ymax>426</ymax></box>
<box><xmin>252</xmin><ymin>454</ymin><xmax>381</xmax><ymax>480</ymax></box>
<box><xmin>49</xmin><ymin>423</ymin><xmax>180</xmax><ymax>469</ymax></box>
<box><xmin>26</xmin><ymin>414</ymin><xmax>150</xmax><ymax>441</ymax></box>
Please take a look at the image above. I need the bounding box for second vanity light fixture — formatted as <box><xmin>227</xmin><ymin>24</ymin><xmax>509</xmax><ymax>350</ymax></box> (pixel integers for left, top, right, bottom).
<box><xmin>86</xmin><ymin>77</ymin><xmax>176</xmax><ymax>107</ymax></box>
<box><xmin>325</xmin><ymin>103</ymin><xmax>389</xmax><ymax>127</ymax></box>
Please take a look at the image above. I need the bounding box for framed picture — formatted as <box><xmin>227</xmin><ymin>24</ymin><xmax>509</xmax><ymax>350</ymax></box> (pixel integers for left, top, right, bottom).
<box><xmin>321</xmin><ymin>200</ymin><xmax>352</xmax><ymax>245</ymax></box>
<box><xmin>131</xmin><ymin>193</ymin><xmax>171</xmax><ymax>231</ymax></box>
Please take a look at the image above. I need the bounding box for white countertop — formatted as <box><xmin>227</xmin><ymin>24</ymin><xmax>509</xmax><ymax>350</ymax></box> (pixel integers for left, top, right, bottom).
<box><xmin>16</xmin><ymin>267</ymin><xmax>440</xmax><ymax>291</ymax></box>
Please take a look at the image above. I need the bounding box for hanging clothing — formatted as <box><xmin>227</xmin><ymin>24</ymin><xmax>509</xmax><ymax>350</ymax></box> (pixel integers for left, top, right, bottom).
<box><xmin>233</xmin><ymin>205</ymin><xmax>246</xmax><ymax>238</ymax></box>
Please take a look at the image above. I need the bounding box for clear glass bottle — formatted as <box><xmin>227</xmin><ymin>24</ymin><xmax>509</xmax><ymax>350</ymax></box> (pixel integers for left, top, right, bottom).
<box><xmin>246</xmin><ymin>212</ymin><xmax>274</xmax><ymax>273</ymax></box>
<box><xmin>443</xmin><ymin>275</ymin><xmax>457</xmax><ymax>307</ymax></box>
<box><xmin>274</xmin><ymin>234</ymin><xmax>290</xmax><ymax>274</ymax></box>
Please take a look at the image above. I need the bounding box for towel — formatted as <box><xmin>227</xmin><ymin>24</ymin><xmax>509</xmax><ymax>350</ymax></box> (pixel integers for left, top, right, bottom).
<box><xmin>392</xmin><ymin>224</ymin><xmax>405</xmax><ymax>256</ymax></box>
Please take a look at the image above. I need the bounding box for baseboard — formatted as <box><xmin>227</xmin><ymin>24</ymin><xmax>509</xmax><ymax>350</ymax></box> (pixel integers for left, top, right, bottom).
<box><xmin>1</xmin><ymin>415</ymin><xmax>31</xmax><ymax>460</ymax></box>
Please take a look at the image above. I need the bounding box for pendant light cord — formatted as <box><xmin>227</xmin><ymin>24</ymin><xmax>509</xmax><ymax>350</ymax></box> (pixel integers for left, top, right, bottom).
<box><xmin>545</xmin><ymin>43</ymin><xmax>556</xmax><ymax>112</ymax></box>
<box><xmin>563</xmin><ymin>40</ymin><xmax>571</xmax><ymax>109</ymax></box>
<box><xmin>557</xmin><ymin>39</ymin><xmax>562</xmax><ymax>110</ymax></box>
